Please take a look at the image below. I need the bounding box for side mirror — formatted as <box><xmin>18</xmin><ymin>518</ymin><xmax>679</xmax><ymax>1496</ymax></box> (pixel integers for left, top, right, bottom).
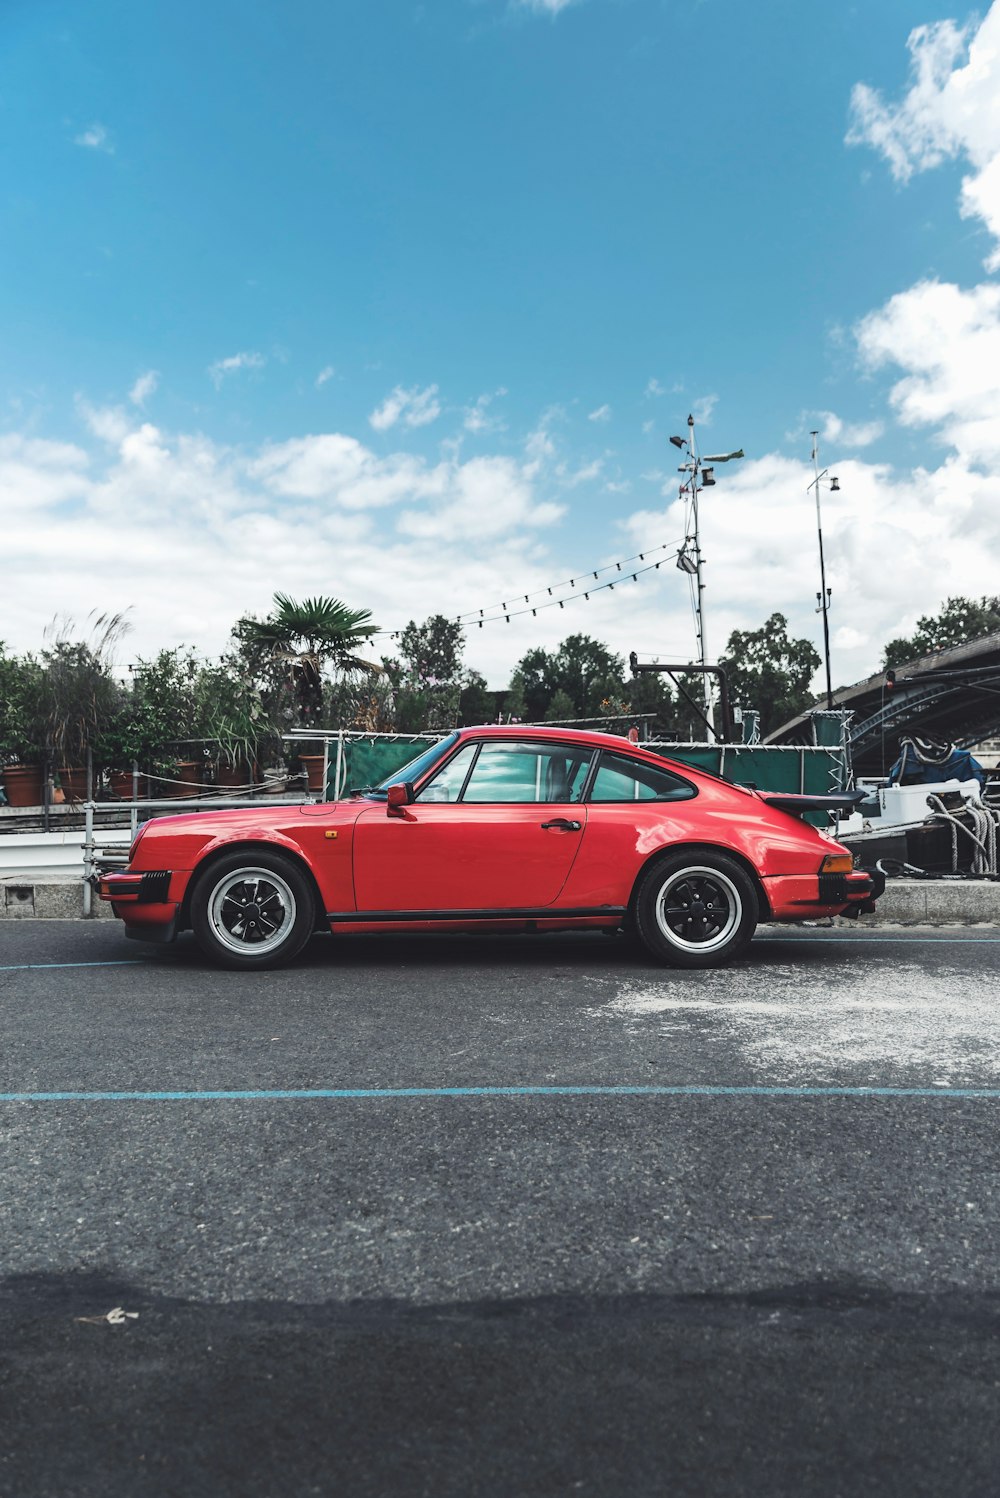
<box><xmin>385</xmin><ymin>781</ymin><xmax>414</xmax><ymax>813</ymax></box>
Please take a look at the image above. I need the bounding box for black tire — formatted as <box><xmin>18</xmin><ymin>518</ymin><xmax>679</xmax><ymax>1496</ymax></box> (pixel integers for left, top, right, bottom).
<box><xmin>633</xmin><ymin>850</ymin><xmax>757</xmax><ymax>968</ymax></box>
<box><xmin>190</xmin><ymin>851</ymin><xmax>316</xmax><ymax>970</ymax></box>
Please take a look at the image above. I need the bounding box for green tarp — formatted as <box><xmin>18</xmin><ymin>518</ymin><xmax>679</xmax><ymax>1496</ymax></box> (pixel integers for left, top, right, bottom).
<box><xmin>648</xmin><ymin>743</ymin><xmax>846</xmax><ymax>795</ymax></box>
<box><xmin>648</xmin><ymin>743</ymin><xmax>848</xmax><ymax>824</ymax></box>
<box><xmin>325</xmin><ymin>736</ymin><xmax>437</xmax><ymax>799</ymax></box>
<box><xmin>320</xmin><ymin>734</ymin><xmax>849</xmax><ymax>822</ymax></box>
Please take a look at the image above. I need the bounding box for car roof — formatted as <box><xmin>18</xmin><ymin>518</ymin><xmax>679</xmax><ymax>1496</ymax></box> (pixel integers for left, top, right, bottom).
<box><xmin>452</xmin><ymin>723</ymin><xmax>692</xmax><ymax>767</ymax></box>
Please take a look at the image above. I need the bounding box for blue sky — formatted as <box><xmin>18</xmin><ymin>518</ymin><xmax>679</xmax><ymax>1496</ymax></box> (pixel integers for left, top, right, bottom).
<box><xmin>3</xmin><ymin>0</ymin><xmax>1000</xmax><ymax>688</ymax></box>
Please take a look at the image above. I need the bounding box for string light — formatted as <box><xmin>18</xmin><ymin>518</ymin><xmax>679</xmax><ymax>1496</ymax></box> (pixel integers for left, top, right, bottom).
<box><xmin>449</xmin><ymin>538</ymin><xmax>680</xmax><ymax>624</ymax></box>
<box><xmin>370</xmin><ymin>537</ymin><xmax>685</xmax><ymax>638</ymax></box>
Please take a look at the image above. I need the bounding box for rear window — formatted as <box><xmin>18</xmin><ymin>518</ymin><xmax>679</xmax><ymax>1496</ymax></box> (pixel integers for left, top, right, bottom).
<box><xmin>587</xmin><ymin>750</ymin><xmax>696</xmax><ymax>803</ymax></box>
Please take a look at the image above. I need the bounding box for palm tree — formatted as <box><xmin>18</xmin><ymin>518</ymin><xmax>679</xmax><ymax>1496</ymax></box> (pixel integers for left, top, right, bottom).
<box><xmin>238</xmin><ymin>594</ymin><xmax>381</xmax><ymax>726</ymax></box>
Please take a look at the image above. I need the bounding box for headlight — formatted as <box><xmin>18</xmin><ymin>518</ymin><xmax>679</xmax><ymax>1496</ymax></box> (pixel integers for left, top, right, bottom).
<box><xmin>819</xmin><ymin>852</ymin><xmax>854</xmax><ymax>874</ymax></box>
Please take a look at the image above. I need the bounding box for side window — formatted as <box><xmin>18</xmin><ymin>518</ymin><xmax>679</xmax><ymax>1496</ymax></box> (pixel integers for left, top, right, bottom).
<box><xmin>461</xmin><ymin>742</ymin><xmax>595</xmax><ymax>803</ymax></box>
<box><xmin>415</xmin><ymin>742</ymin><xmax>478</xmax><ymax>802</ymax></box>
<box><xmin>588</xmin><ymin>750</ymin><xmax>696</xmax><ymax>803</ymax></box>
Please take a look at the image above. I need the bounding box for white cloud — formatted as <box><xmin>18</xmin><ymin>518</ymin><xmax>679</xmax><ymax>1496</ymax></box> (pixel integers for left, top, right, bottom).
<box><xmin>74</xmin><ymin>123</ymin><xmax>114</xmax><ymax>153</ymax></box>
<box><xmin>803</xmin><ymin>410</ymin><xmax>885</xmax><ymax>450</ymax></box>
<box><xmin>129</xmin><ymin>370</ymin><xmax>159</xmax><ymax>408</ymax></box>
<box><xmin>464</xmin><ymin>388</ymin><xmax>508</xmax><ymax>434</ymax></box>
<box><xmin>369</xmin><ymin>383</ymin><xmax>441</xmax><ymax>431</ymax></box>
<box><xmin>691</xmin><ymin>393</ymin><xmax>718</xmax><ymax>425</ymax></box>
<box><xmin>315</xmin><ymin>365</ymin><xmax>335</xmax><ymax>388</ymax></box>
<box><xmin>847</xmin><ymin>7</ymin><xmax>1000</xmax><ymax>267</ymax></box>
<box><xmin>645</xmin><ymin>378</ymin><xmax>667</xmax><ymax>398</ymax></box>
<box><xmin>208</xmin><ymin>351</ymin><xmax>266</xmax><ymax>389</ymax></box>
<box><xmin>588</xmin><ymin>404</ymin><xmax>611</xmax><ymax>423</ymax></box>
<box><xmin>398</xmin><ymin>455</ymin><xmax>564</xmax><ymax>541</ymax></box>
<box><xmin>0</xmin><ymin>434</ymin><xmax>90</xmax><ymax>514</ymax></box>
<box><xmin>0</xmin><ymin>407</ymin><xmax>583</xmax><ymax>683</ymax></box>
<box><xmin>856</xmin><ymin>278</ymin><xmax>1000</xmax><ymax>464</ymax></box>
<box><xmin>516</xmin><ymin>0</ymin><xmax>579</xmax><ymax>13</ymax></box>
<box><xmin>76</xmin><ymin>399</ymin><xmax>131</xmax><ymax>445</ymax></box>
<box><xmin>559</xmin><ymin>457</ymin><xmax>604</xmax><ymax>488</ymax></box>
<box><xmin>251</xmin><ymin>433</ymin><xmax>447</xmax><ymax>510</ymax></box>
<box><xmin>5</xmin><ymin>389</ymin><xmax>1000</xmax><ymax>693</ymax></box>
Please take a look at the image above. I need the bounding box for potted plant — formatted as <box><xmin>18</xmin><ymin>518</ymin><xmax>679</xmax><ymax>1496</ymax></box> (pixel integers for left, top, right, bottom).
<box><xmin>194</xmin><ymin>659</ymin><xmax>270</xmax><ymax>791</ymax></box>
<box><xmin>0</xmin><ymin>646</ymin><xmax>45</xmax><ymax>806</ymax></box>
<box><xmin>94</xmin><ymin>681</ymin><xmax>148</xmax><ymax>799</ymax></box>
<box><xmin>126</xmin><ymin>648</ymin><xmax>203</xmax><ymax>798</ymax></box>
<box><xmin>41</xmin><ymin>614</ymin><xmax>129</xmax><ymax>801</ymax></box>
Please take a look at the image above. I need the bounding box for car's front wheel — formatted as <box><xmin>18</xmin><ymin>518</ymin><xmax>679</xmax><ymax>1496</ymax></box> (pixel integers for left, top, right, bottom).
<box><xmin>190</xmin><ymin>852</ymin><xmax>316</xmax><ymax>969</ymax></box>
<box><xmin>633</xmin><ymin>851</ymin><xmax>757</xmax><ymax>968</ymax></box>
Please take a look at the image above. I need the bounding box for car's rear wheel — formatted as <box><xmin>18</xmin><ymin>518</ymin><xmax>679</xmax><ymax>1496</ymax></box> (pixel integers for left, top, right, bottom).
<box><xmin>634</xmin><ymin>851</ymin><xmax>757</xmax><ymax>968</ymax></box>
<box><xmin>190</xmin><ymin>852</ymin><xmax>315</xmax><ymax>969</ymax></box>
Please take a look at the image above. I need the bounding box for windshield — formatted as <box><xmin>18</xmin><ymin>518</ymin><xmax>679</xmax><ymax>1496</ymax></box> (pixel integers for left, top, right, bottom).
<box><xmin>361</xmin><ymin>733</ymin><xmax>459</xmax><ymax>797</ymax></box>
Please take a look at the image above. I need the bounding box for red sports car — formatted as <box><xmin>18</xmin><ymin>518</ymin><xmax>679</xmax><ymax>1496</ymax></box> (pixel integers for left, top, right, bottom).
<box><xmin>98</xmin><ymin>725</ymin><xmax>880</xmax><ymax>969</ymax></box>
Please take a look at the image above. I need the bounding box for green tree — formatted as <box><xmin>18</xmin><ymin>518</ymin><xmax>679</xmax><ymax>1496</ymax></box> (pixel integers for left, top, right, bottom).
<box><xmin>108</xmin><ymin>648</ymin><xmax>202</xmax><ymax>773</ymax></box>
<box><xmin>507</xmin><ymin>648</ymin><xmax>551</xmax><ymax>721</ymax></box>
<box><xmin>0</xmin><ymin>646</ymin><xmax>45</xmax><ymax>764</ymax></box>
<box><xmin>40</xmin><ymin>612</ymin><xmax>130</xmax><ymax>768</ymax></box>
<box><xmin>627</xmin><ymin>670</ymin><xmax>677</xmax><ymax>738</ymax></box>
<box><xmin>721</xmin><ymin>613</ymin><xmax>821</xmax><ymax>736</ymax></box>
<box><xmin>382</xmin><ymin>614</ymin><xmax>468</xmax><ymax>732</ymax></box>
<box><xmin>504</xmin><ymin>635</ymin><xmax>627</xmax><ymax>722</ymax></box>
<box><xmin>550</xmin><ymin>635</ymin><xmax>627</xmax><ymax>718</ymax></box>
<box><xmin>234</xmin><ymin>593</ymin><xmax>380</xmax><ymax>728</ymax></box>
<box><xmin>543</xmin><ymin>688</ymin><xmax>577</xmax><ymax>723</ymax></box>
<box><xmin>396</xmin><ymin>615</ymin><xmax>464</xmax><ymax>687</ymax></box>
<box><xmin>882</xmin><ymin>595</ymin><xmax>1000</xmax><ymax>669</ymax></box>
<box><xmin>458</xmin><ymin>670</ymin><xmax>495</xmax><ymax>726</ymax></box>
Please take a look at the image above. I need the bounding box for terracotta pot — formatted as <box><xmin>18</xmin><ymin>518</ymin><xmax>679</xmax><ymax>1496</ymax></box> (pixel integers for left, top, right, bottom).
<box><xmin>109</xmin><ymin>770</ymin><xmax>147</xmax><ymax>800</ymax></box>
<box><xmin>215</xmin><ymin>760</ymin><xmax>254</xmax><ymax>789</ymax></box>
<box><xmin>56</xmin><ymin>766</ymin><xmax>91</xmax><ymax>801</ymax></box>
<box><xmin>173</xmin><ymin>761</ymin><xmax>201</xmax><ymax>799</ymax></box>
<box><xmin>299</xmin><ymin>755</ymin><xmax>327</xmax><ymax>794</ymax></box>
<box><xmin>2</xmin><ymin>764</ymin><xmax>44</xmax><ymax>807</ymax></box>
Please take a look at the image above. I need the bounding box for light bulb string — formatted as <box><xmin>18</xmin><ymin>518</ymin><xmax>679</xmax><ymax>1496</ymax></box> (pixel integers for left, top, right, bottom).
<box><xmin>374</xmin><ymin>537</ymin><xmax>685</xmax><ymax>638</ymax></box>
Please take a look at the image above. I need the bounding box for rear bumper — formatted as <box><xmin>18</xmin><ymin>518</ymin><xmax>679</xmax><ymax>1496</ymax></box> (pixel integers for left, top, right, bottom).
<box><xmin>763</xmin><ymin>868</ymin><xmax>885</xmax><ymax>920</ymax></box>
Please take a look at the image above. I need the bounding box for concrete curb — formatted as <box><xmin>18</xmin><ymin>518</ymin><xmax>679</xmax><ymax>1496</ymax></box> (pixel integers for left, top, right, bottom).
<box><xmin>849</xmin><ymin>878</ymin><xmax>1000</xmax><ymax>927</ymax></box>
<box><xmin>2</xmin><ymin>880</ymin><xmax>114</xmax><ymax>920</ymax></box>
<box><xmin>2</xmin><ymin>877</ymin><xmax>1000</xmax><ymax>926</ymax></box>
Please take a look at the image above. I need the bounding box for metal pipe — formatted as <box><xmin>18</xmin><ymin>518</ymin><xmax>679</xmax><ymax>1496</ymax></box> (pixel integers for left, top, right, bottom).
<box><xmin>334</xmin><ymin>730</ymin><xmax>344</xmax><ymax>801</ymax></box>
<box><xmin>629</xmin><ymin>656</ymin><xmax>735</xmax><ymax>742</ymax></box>
<box><xmin>810</xmin><ymin>432</ymin><xmax>834</xmax><ymax>711</ymax></box>
<box><xmin>82</xmin><ymin>796</ymin><xmax>94</xmax><ymax>917</ymax></box>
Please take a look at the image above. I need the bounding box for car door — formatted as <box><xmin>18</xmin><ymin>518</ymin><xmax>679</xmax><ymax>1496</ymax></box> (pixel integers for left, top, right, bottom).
<box><xmin>558</xmin><ymin>748</ymin><xmax>700</xmax><ymax>907</ymax></box>
<box><xmin>351</xmin><ymin>739</ymin><xmax>593</xmax><ymax>913</ymax></box>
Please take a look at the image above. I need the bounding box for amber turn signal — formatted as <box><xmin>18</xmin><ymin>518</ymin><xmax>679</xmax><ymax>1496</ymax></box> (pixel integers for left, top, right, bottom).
<box><xmin>820</xmin><ymin>853</ymin><xmax>854</xmax><ymax>874</ymax></box>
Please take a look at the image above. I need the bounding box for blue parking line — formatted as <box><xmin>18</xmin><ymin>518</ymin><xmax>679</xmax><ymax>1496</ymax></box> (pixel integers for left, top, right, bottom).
<box><xmin>2</xmin><ymin>1084</ymin><xmax>1000</xmax><ymax>1102</ymax></box>
<box><xmin>0</xmin><ymin>961</ymin><xmax>147</xmax><ymax>972</ymax></box>
<box><xmin>758</xmin><ymin>936</ymin><xmax>1000</xmax><ymax>942</ymax></box>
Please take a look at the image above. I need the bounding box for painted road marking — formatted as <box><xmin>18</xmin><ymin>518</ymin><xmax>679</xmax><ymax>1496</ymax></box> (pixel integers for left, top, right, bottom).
<box><xmin>1</xmin><ymin>938</ymin><xmax>999</xmax><ymax>976</ymax></box>
<box><xmin>0</xmin><ymin>961</ymin><xmax>148</xmax><ymax>972</ymax></box>
<box><xmin>2</xmin><ymin>1084</ymin><xmax>1000</xmax><ymax>1102</ymax></box>
<box><xmin>757</xmin><ymin>936</ymin><xmax>1000</xmax><ymax>943</ymax></box>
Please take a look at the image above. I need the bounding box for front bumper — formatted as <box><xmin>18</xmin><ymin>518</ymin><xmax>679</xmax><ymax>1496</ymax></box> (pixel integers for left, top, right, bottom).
<box><xmin>98</xmin><ymin>869</ymin><xmax>172</xmax><ymax>904</ymax></box>
<box><xmin>98</xmin><ymin>869</ymin><xmax>180</xmax><ymax>942</ymax></box>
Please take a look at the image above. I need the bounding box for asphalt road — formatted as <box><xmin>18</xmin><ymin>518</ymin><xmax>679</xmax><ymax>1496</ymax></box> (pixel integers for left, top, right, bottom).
<box><xmin>2</xmin><ymin>920</ymin><xmax>1000</xmax><ymax>1496</ymax></box>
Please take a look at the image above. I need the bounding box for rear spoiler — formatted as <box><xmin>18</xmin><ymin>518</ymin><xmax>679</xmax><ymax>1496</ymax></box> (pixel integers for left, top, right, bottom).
<box><xmin>760</xmin><ymin>791</ymin><xmax>864</xmax><ymax>819</ymax></box>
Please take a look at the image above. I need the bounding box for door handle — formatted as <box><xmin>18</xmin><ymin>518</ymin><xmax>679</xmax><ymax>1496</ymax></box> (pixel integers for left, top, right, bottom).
<box><xmin>540</xmin><ymin>818</ymin><xmax>582</xmax><ymax>831</ymax></box>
